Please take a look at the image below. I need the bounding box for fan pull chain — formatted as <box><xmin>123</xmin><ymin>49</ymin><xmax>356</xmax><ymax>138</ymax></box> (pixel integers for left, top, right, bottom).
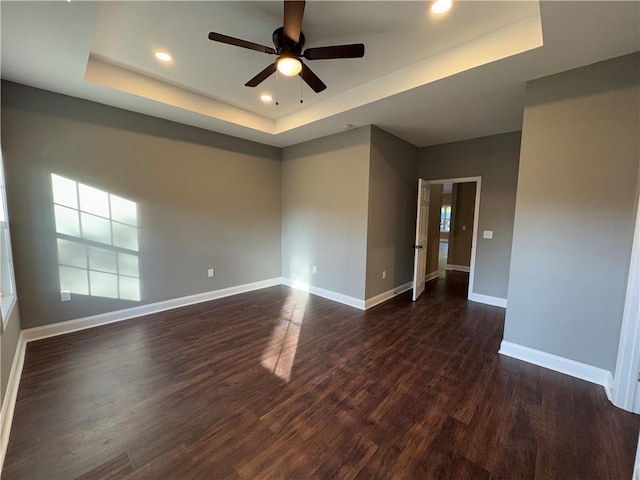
<box><xmin>275</xmin><ymin>70</ymin><xmax>279</xmax><ymax>106</ymax></box>
<box><xmin>300</xmin><ymin>73</ymin><xmax>304</xmax><ymax>104</ymax></box>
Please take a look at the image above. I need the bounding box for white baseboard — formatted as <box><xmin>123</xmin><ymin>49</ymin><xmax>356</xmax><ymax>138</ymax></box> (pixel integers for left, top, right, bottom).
<box><xmin>499</xmin><ymin>341</ymin><xmax>614</xmax><ymax>390</ymax></box>
<box><xmin>364</xmin><ymin>281</ymin><xmax>413</xmax><ymax>310</ymax></box>
<box><xmin>468</xmin><ymin>292</ymin><xmax>507</xmax><ymax>308</ymax></box>
<box><xmin>395</xmin><ymin>281</ymin><xmax>414</xmax><ymax>295</ymax></box>
<box><xmin>0</xmin><ymin>332</ymin><xmax>26</xmax><ymax>472</ymax></box>
<box><xmin>281</xmin><ymin>278</ymin><xmax>365</xmax><ymax>310</ymax></box>
<box><xmin>446</xmin><ymin>264</ymin><xmax>470</xmax><ymax>273</ymax></box>
<box><xmin>425</xmin><ymin>271</ymin><xmax>439</xmax><ymax>282</ymax></box>
<box><xmin>281</xmin><ymin>279</ymin><xmax>415</xmax><ymax>311</ymax></box>
<box><xmin>22</xmin><ymin>277</ymin><xmax>282</xmax><ymax>343</ymax></box>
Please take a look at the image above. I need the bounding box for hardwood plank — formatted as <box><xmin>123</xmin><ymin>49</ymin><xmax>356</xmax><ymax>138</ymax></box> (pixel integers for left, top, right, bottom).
<box><xmin>75</xmin><ymin>453</ymin><xmax>133</xmax><ymax>480</ymax></box>
<box><xmin>2</xmin><ymin>276</ymin><xmax>638</xmax><ymax>480</ymax></box>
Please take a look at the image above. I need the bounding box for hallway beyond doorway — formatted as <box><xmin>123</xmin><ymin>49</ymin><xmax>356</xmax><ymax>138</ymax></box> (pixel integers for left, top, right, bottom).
<box><xmin>424</xmin><ymin>240</ymin><xmax>469</xmax><ymax>300</ymax></box>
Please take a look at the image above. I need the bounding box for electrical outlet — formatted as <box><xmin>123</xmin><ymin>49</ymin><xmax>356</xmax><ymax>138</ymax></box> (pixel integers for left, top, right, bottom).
<box><xmin>461</xmin><ymin>225</ymin><xmax>467</xmax><ymax>231</ymax></box>
<box><xmin>382</xmin><ymin>270</ymin><xmax>386</xmax><ymax>279</ymax></box>
<box><xmin>207</xmin><ymin>268</ymin><xmax>214</xmax><ymax>278</ymax></box>
<box><xmin>60</xmin><ymin>290</ymin><xmax>71</xmax><ymax>302</ymax></box>
<box><xmin>312</xmin><ymin>265</ymin><xmax>317</xmax><ymax>274</ymax></box>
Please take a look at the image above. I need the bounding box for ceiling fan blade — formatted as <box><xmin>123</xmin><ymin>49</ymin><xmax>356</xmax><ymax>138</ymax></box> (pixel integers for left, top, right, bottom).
<box><xmin>245</xmin><ymin>63</ymin><xmax>277</xmax><ymax>87</ymax></box>
<box><xmin>299</xmin><ymin>63</ymin><xmax>326</xmax><ymax>93</ymax></box>
<box><xmin>208</xmin><ymin>32</ymin><xmax>276</xmax><ymax>55</ymax></box>
<box><xmin>283</xmin><ymin>1</ymin><xmax>305</xmax><ymax>43</ymax></box>
<box><xmin>303</xmin><ymin>44</ymin><xmax>365</xmax><ymax>60</ymax></box>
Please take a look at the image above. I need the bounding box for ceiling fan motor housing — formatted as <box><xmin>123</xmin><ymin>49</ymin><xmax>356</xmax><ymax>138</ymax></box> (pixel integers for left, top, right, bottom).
<box><xmin>273</xmin><ymin>26</ymin><xmax>305</xmax><ymax>56</ymax></box>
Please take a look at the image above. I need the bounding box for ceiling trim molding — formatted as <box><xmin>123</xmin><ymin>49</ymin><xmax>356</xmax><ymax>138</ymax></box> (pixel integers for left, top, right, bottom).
<box><xmin>85</xmin><ymin>54</ymin><xmax>274</xmax><ymax>133</ymax></box>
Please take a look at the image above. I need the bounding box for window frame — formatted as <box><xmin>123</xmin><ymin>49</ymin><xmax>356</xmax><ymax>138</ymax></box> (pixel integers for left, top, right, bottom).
<box><xmin>0</xmin><ymin>149</ymin><xmax>17</xmax><ymax>331</ymax></box>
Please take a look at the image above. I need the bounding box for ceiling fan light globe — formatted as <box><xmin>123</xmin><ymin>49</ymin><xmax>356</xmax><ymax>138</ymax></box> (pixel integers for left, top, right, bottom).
<box><xmin>277</xmin><ymin>56</ymin><xmax>302</xmax><ymax>76</ymax></box>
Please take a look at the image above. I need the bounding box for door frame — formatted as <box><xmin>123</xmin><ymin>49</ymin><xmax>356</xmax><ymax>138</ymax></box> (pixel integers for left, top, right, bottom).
<box><xmin>612</xmin><ymin>189</ymin><xmax>640</xmax><ymax>413</ymax></box>
<box><xmin>421</xmin><ymin>176</ymin><xmax>481</xmax><ymax>301</ymax></box>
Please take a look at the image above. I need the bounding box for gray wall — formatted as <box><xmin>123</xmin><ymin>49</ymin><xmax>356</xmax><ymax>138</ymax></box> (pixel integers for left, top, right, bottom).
<box><xmin>425</xmin><ymin>184</ymin><xmax>443</xmax><ymax>276</ymax></box>
<box><xmin>504</xmin><ymin>53</ymin><xmax>640</xmax><ymax>372</ymax></box>
<box><xmin>366</xmin><ymin>126</ymin><xmax>418</xmax><ymax>298</ymax></box>
<box><xmin>281</xmin><ymin>126</ymin><xmax>371</xmax><ymax>300</ymax></box>
<box><xmin>447</xmin><ymin>182</ymin><xmax>476</xmax><ymax>267</ymax></box>
<box><xmin>1</xmin><ymin>306</ymin><xmax>21</xmax><ymax>402</ymax></box>
<box><xmin>1</xmin><ymin>81</ymin><xmax>282</xmax><ymax>329</ymax></box>
<box><xmin>419</xmin><ymin>132</ymin><xmax>521</xmax><ymax>299</ymax></box>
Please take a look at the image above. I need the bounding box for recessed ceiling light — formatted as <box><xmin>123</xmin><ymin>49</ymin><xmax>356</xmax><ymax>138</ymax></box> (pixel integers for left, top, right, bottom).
<box><xmin>260</xmin><ymin>94</ymin><xmax>273</xmax><ymax>103</ymax></box>
<box><xmin>431</xmin><ymin>0</ymin><xmax>452</xmax><ymax>14</ymax></box>
<box><xmin>154</xmin><ymin>51</ymin><xmax>173</xmax><ymax>63</ymax></box>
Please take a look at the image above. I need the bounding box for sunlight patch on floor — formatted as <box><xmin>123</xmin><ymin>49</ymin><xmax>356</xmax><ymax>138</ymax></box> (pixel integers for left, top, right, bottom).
<box><xmin>260</xmin><ymin>291</ymin><xmax>308</xmax><ymax>382</ymax></box>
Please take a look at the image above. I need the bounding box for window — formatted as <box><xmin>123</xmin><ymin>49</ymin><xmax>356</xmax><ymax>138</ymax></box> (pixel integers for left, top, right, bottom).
<box><xmin>440</xmin><ymin>205</ymin><xmax>451</xmax><ymax>233</ymax></box>
<box><xmin>0</xmin><ymin>150</ymin><xmax>17</xmax><ymax>330</ymax></box>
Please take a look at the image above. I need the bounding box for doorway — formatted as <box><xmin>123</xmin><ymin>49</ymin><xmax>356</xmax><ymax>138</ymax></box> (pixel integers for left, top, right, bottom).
<box><xmin>412</xmin><ymin>176</ymin><xmax>481</xmax><ymax>302</ymax></box>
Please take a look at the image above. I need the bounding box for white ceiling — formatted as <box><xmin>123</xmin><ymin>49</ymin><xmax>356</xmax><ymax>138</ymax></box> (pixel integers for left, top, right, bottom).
<box><xmin>1</xmin><ymin>1</ymin><xmax>639</xmax><ymax>148</ymax></box>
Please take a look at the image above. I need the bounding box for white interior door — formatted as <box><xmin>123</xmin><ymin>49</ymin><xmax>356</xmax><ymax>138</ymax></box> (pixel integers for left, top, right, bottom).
<box><xmin>412</xmin><ymin>179</ymin><xmax>430</xmax><ymax>301</ymax></box>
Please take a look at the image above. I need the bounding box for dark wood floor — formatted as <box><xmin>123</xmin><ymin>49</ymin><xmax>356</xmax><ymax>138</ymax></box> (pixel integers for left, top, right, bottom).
<box><xmin>3</xmin><ymin>273</ymin><xmax>639</xmax><ymax>479</ymax></box>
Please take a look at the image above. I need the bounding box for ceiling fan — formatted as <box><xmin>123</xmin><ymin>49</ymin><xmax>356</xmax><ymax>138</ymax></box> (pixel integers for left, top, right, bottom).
<box><xmin>208</xmin><ymin>0</ymin><xmax>365</xmax><ymax>93</ymax></box>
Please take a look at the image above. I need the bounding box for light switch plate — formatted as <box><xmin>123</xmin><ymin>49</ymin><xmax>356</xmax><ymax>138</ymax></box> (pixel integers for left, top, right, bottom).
<box><xmin>483</xmin><ymin>230</ymin><xmax>493</xmax><ymax>239</ymax></box>
<box><xmin>60</xmin><ymin>290</ymin><xmax>71</xmax><ymax>302</ymax></box>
